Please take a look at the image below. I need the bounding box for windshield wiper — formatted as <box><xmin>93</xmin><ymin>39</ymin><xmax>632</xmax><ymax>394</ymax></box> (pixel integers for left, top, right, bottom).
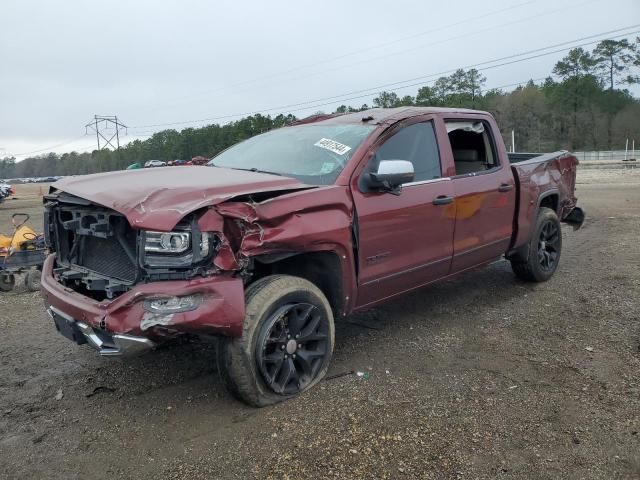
<box><xmin>212</xmin><ymin>165</ymin><xmax>284</xmax><ymax>177</ymax></box>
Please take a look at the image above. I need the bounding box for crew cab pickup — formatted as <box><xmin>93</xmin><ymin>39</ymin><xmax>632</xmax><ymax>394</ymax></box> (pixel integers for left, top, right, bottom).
<box><xmin>42</xmin><ymin>107</ymin><xmax>584</xmax><ymax>406</ymax></box>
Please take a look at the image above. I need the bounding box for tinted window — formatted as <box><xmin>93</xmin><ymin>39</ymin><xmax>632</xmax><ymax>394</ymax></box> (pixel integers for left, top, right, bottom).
<box><xmin>375</xmin><ymin>122</ymin><xmax>441</xmax><ymax>182</ymax></box>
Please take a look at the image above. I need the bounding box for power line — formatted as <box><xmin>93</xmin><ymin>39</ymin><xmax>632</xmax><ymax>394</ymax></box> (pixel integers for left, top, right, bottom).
<box><xmin>129</xmin><ymin>25</ymin><xmax>640</xmax><ymax>131</ymax></box>
<box><xmin>161</xmin><ymin>0</ymin><xmax>596</xmax><ymax>112</ymax></box>
<box><xmin>31</xmin><ymin>77</ymin><xmax>550</xmax><ymax>154</ymax></box>
<box><xmin>134</xmin><ymin>0</ymin><xmax>539</xmax><ymax>115</ymax></box>
<box><xmin>10</xmin><ymin>135</ymin><xmax>87</xmax><ymax>157</ymax></box>
<box><xmin>4</xmin><ymin>74</ymin><xmax>591</xmax><ymax>158</ymax></box>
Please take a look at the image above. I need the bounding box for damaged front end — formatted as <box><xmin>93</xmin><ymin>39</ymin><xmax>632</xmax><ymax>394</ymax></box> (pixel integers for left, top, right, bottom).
<box><xmin>41</xmin><ymin>190</ymin><xmax>247</xmax><ymax>350</ymax></box>
<box><xmin>41</xmin><ymin>180</ymin><xmax>354</xmax><ymax>356</ymax></box>
<box><xmin>44</xmin><ymin>191</ymin><xmax>220</xmax><ymax>299</ymax></box>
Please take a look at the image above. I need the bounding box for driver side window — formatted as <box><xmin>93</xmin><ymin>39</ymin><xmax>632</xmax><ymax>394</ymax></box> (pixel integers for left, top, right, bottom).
<box><xmin>375</xmin><ymin>122</ymin><xmax>442</xmax><ymax>183</ymax></box>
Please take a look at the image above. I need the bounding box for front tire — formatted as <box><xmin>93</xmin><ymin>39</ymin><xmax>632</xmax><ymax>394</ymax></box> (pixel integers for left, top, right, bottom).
<box><xmin>217</xmin><ymin>275</ymin><xmax>335</xmax><ymax>407</ymax></box>
<box><xmin>511</xmin><ymin>207</ymin><xmax>562</xmax><ymax>282</ymax></box>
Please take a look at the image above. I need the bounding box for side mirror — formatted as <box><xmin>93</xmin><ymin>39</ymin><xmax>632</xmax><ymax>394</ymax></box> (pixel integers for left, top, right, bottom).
<box><xmin>367</xmin><ymin>160</ymin><xmax>414</xmax><ymax>193</ymax></box>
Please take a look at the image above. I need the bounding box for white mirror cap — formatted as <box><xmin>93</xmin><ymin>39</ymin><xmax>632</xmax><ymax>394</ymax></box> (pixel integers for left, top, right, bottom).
<box><xmin>377</xmin><ymin>160</ymin><xmax>414</xmax><ymax>175</ymax></box>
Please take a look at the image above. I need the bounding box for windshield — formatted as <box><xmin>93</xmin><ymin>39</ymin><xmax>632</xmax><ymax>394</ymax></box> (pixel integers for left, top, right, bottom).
<box><xmin>209</xmin><ymin>124</ymin><xmax>374</xmax><ymax>185</ymax></box>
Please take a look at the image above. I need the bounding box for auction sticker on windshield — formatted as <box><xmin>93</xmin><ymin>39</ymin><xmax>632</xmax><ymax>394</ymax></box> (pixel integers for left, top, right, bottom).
<box><xmin>314</xmin><ymin>138</ymin><xmax>352</xmax><ymax>155</ymax></box>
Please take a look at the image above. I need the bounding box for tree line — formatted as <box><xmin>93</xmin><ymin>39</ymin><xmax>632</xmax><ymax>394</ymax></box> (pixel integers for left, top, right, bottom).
<box><xmin>2</xmin><ymin>37</ymin><xmax>639</xmax><ymax>180</ymax></box>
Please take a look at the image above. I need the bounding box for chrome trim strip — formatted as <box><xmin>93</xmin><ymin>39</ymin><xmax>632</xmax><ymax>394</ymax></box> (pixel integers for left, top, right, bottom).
<box><xmin>403</xmin><ymin>177</ymin><xmax>452</xmax><ymax>187</ymax></box>
<box><xmin>453</xmin><ymin>236</ymin><xmax>512</xmax><ymax>258</ymax></box>
<box><xmin>362</xmin><ymin>256</ymin><xmax>450</xmax><ymax>286</ymax></box>
<box><xmin>451</xmin><ymin>165</ymin><xmax>503</xmax><ymax>179</ymax></box>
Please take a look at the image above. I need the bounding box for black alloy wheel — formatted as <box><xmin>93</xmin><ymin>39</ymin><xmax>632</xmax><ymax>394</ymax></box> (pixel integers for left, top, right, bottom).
<box><xmin>256</xmin><ymin>302</ymin><xmax>330</xmax><ymax>395</ymax></box>
<box><xmin>510</xmin><ymin>207</ymin><xmax>563</xmax><ymax>282</ymax></box>
<box><xmin>538</xmin><ymin>219</ymin><xmax>560</xmax><ymax>271</ymax></box>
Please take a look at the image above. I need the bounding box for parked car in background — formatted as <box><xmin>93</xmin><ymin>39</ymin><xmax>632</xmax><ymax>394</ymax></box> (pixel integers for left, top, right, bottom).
<box><xmin>144</xmin><ymin>160</ymin><xmax>167</xmax><ymax>168</ymax></box>
<box><xmin>0</xmin><ymin>183</ymin><xmax>14</xmax><ymax>204</ymax></box>
<box><xmin>41</xmin><ymin>107</ymin><xmax>584</xmax><ymax>406</ymax></box>
<box><xmin>127</xmin><ymin>163</ymin><xmax>142</xmax><ymax>170</ymax></box>
<box><xmin>189</xmin><ymin>156</ymin><xmax>209</xmax><ymax>166</ymax></box>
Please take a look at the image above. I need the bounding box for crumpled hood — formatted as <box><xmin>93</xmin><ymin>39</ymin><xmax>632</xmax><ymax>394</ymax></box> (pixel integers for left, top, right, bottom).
<box><xmin>53</xmin><ymin>166</ymin><xmax>312</xmax><ymax>230</ymax></box>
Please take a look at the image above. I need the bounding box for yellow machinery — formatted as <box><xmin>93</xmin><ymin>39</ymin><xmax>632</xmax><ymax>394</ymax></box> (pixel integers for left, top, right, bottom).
<box><xmin>0</xmin><ymin>214</ymin><xmax>45</xmax><ymax>292</ymax></box>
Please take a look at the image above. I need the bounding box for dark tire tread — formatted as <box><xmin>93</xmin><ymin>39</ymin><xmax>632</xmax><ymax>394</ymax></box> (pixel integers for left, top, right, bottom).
<box><xmin>510</xmin><ymin>207</ymin><xmax>562</xmax><ymax>283</ymax></box>
<box><xmin>217</xmin><ymin>274</ymin><xmax>335</xmax><ymax>407</ymax></box>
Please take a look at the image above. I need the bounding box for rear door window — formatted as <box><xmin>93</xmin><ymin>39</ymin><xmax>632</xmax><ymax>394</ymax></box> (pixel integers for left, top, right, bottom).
<box><xmin>445</xmin><ymin>121</ymin><xmax>498</xmax><ymax>175</ymax></box>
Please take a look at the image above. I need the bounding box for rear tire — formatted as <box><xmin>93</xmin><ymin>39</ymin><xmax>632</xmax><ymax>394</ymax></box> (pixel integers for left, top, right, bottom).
<box><xmin>0</xmin><ymin>273</ymin><xmax>15</xmax><ymax>292</ymax></box>
<box><xmin>24</xmin><ymin>267</ymin><xmax>41</xmax><ymax>292</ymax></box>
<box><xmin>510</xmin><ymin>207</ymin><xmax>562</xmax><ymax>282</ymax></box>
<box><xmin>217</xmin><ymin>275</ymin><xmax>335</xmax><ymax>407</ymax></box>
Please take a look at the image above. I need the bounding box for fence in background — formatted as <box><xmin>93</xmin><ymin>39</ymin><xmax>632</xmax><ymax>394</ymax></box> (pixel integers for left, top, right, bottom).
<box><xmin>573</xmin><ymin>150</ymin><xmax>637</xmax><ymax>161</ymax></box>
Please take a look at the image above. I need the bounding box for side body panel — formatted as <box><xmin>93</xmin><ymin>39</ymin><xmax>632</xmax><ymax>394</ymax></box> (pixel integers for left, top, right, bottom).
<box><xmin>352</xmin><ymin>178</ymin><xmax>456</xmax><ymax>307</ymax></box>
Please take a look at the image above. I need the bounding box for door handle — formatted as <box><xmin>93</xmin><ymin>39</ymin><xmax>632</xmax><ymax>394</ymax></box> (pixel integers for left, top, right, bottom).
<box><xmin>498</xmin><ymin>183</ymin><xmax>514</xmax><ymax>192</ymax></box>
<box><xmin>432</xmin><ymin>195</ymin><xmax>454</xmax><ymax>205</ymax></box>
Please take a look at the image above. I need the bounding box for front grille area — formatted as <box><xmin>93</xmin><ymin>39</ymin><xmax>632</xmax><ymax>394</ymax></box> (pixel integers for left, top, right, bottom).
<box><xmin>82</xmin><ymin>235</ymin><xmax>137</xmax><ymax>282</ymax></box>
<box><xmin>46</xmin><ymin>196</ymin><xmax>140</xmax><ymax>297</ymax></box>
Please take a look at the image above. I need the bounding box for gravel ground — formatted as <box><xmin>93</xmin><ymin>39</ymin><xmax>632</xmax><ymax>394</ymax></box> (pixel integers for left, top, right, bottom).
<box><xmin>1</xmin><ymin>169</ymin><xmax>639</xmax><ymax>479</ymax></box>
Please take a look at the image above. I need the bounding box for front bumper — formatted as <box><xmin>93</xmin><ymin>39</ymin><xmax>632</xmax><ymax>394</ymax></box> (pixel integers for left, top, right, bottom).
<box><xmin>48</xmin><ymin>305</ymin><xmax>154</xmax><ymax>356</ymax></box>
<box><xmin>41</xmin><ymin>254</ymin><xmax>246</xmax><ymax>346</ymax></box>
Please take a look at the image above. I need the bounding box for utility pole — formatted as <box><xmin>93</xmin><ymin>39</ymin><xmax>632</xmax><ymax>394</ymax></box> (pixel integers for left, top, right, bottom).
<box><xmin>625</xmin><ymin>138</ymin><xmax>628</xmax><ymax>160</ymax></box>
<box><xmin>84</xmin><ymin>115</ymin><xmax>127</xmax><ymax>151</ymax></box>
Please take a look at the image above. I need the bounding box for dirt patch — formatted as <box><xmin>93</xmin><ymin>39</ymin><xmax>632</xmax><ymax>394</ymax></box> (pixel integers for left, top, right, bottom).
<box><xmin>1</xmin><ymin>172</ymin><xmax>639</xmax><ymax>479</ymax></box>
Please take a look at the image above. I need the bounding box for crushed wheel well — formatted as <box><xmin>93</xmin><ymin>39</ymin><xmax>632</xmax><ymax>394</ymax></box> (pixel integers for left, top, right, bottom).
<box><xmin>251</xmin><ymin>251</ymin><xmax>344</xmax><ymax>317</ymax></box>
<box><xmin>539</xmin><ymin>193</ymin><xmax>559</xmax><ymax>214</ymax></box>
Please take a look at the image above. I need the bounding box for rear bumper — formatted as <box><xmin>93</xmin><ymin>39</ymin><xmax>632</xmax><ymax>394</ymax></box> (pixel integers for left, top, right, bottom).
<box><xmin>40</xmin><ymin>254</ymin><xmax>246</xmax><ymax>342</ymax></box>
<box><xmin>562</xmin><ymin>206</ymin><xmax>585</xmax><ymax>230</ymax></box>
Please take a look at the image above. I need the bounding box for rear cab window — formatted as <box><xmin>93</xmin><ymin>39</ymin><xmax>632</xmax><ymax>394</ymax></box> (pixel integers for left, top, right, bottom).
<box><xmin>445</xmin><ymin>120</ymin><xmax>499</xmax><ymax>176</ymax></box>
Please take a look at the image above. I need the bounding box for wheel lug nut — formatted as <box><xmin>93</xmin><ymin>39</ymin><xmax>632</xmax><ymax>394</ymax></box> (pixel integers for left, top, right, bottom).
<box><xmin>295</xmin><ymin>334</ymin><xmax>299</xmax><ymax>338</ymax></box>
<box><xmin>292</xmin><ymin>354</ymin><xmax>296</xmax><ymax>358</ymax></box>
<box><xmin>287</xmin><ymin>334</ymin><xmax>291</xmax><ymax>339</ymax></box>
<box><xmin>281</xmin><ymin>345</ymin><xmax>285</xmax><ymax>350</ymax></box>
<box><xmin>284</xmin><ymin>354</ymin><xmax>288</xmax><ymax>359</ymax></box>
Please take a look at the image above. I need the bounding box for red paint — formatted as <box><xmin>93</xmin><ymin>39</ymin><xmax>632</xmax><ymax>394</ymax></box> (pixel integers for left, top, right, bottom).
<box><xmin>53</xmin><ymin>166</ymin><xmax>313</xmax><ymax>231</ymax></box>
<box><xmin>41</xmin><ymin>254</ymin><xmax>246</xmax><ymax>337</ymax></box>
<box><xmin>42</xmin><ymin>107</ymin><xmax>581</xmax><ymax>339</ymax></box>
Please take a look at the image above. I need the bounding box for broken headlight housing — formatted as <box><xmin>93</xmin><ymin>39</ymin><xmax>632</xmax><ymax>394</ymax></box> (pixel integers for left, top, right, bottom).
<box><xmin>143</xmin><ymin>228</ymin><xmax>217</xmax><ymax>268</ymax></box>
<box><xmin>145</xmin><ymin>231</ymin><xmax>191</xmax><ymax>254</ymax></box>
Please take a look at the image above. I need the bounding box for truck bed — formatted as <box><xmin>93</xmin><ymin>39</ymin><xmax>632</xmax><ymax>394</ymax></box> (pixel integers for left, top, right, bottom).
<box><xmin>508</xmin><ymin>151</ymin><xmax>572</xmax><ymax>164</ymax></box>
<box><xmin>509</xmin><ymin>150</ymin><xmax>580</xmax><ymax>251</ymax></box>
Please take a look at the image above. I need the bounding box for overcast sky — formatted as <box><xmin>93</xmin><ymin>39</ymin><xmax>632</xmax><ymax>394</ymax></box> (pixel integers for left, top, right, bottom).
<box><xmin>1</xmin><ymin>0</ymin><xmax>639</xmax><ymax>158</ymax></box>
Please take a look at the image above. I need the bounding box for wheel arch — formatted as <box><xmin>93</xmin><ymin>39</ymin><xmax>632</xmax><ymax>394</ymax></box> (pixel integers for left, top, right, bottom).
<box><xmin>251</xmin><ymin>250</ymin><xmax>345</xmax><ymax>318</ymax></box>
<box><xmin>537</xmin><ymin>189</ymin><xmax>559</xmax><ymax>215</ymax></box>
<box><xmin>507</xmin><ymin>192</ymin><xmax>559</xmax><ymax>263</ymax></box>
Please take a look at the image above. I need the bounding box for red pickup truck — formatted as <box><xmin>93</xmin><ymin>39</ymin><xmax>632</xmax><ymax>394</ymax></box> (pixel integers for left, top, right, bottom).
<box><xmin>42</xmin><ymin>107</ymin><xmax>584</xmax><ymax>406</ymax></box>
